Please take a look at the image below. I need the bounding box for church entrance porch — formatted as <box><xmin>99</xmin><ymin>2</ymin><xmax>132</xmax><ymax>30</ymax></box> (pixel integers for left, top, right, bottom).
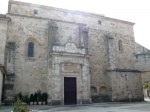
<box><xmin>64</xmin><ymin>77</ymin><xmax>77</xmax><ymax>105</ymax></box>
<box><xmin>47</xmin><ymin>44</ymin><xmax>91</xmax><ymax>105</ymax></box>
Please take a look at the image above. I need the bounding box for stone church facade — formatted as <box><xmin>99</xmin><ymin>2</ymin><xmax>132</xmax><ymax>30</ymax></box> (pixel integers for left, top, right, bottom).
<box><xmin>0</xmin><ymin>0</ymin><xmax>150</xmax><ymax>105</ymax></box>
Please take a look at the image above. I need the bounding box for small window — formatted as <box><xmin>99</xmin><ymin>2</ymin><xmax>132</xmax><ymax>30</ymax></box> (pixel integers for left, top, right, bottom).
<box><xmin>34</xmin><ymin>9</ymin><xmax>38</xmax><ymax>15</ymax></box>
<box><xmin>28</xmin><ymin>42</ymin><xmax>34</xmax><ymax>57</ymax></box>
<box><xmin>98</xmin><ymin>20</ymin><xmax>101</xmax><ymax>25</ymax></box>
<box><xmin>118</xmin><ymin>40</ymin><xmax>123</xmax><ymax>51</ymax></box>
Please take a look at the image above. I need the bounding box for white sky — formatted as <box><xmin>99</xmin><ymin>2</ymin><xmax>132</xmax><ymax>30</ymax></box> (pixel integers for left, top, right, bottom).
<box><xmin>0</xmin><ymin>0</ymin><xmax>150</xmax><ymax>49</ymax></box>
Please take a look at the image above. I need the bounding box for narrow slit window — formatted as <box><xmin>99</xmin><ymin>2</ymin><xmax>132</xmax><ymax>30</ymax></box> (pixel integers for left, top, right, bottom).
<box><xmin>28</xmin><ymin>42</ymin><xmax>34</xmax><ymax>57</ymax></box>
<box><xmin>118</xmin><ymin>40</ymin><xmax>123</xmax><ymax>51</ymax></box>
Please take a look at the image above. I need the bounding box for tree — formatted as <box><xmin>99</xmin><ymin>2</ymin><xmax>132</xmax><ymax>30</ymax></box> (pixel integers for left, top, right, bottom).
<box><xmin>143</xmin><ymin>82</ymin><xmax>149</xmax><ymax>89</ymax></box>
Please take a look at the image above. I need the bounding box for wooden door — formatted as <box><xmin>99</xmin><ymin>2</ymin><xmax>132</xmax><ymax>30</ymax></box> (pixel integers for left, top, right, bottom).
<box><xmin>64</xmin><ymin>77</ymin><xmax>77</xmax><ymax>105</ymax></box>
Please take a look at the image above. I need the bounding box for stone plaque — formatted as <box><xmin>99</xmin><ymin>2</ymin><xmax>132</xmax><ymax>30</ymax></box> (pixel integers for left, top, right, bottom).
<box><xmin>63</xmin><ymin>64</ymin><xmax>79</xmax><ymax>73</ymax></box>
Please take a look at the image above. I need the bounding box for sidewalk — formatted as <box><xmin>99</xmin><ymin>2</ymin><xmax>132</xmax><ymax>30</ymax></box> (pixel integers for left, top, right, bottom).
<box><xmin>1</xmin><ymin>101</ymin><xmax>150</xmax><ymax>112</ymax></box>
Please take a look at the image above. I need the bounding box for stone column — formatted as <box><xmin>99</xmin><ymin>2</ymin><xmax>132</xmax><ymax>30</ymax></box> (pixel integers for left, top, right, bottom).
<box><xmin>6</xmin><ymin>42</ymin><xmax>15</xmax><ymax>73</ymax></box>
<box><xmin>79</xmin><ymin>26</ymin><xmax>89</xmax><ymax>54</ymax></box>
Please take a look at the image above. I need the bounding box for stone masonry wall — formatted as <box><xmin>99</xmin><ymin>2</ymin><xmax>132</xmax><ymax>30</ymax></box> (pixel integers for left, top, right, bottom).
<box><xmin>0</xmin><ymin>15</ymin><xmax>10</xmax><ymax>66</ymax></box>
<box><xmin>4</xmin><ymin>0</ymin><xmax>143</xmax><ymax>102</ymax></box>
<box><xmin>108</xmin><ymin>71</ymin><xmax>143</xmax><ymax>101</ymax></box>
<box><xmin>8</xmin><ymin>1</ymin><xmax>136</xmax><ymax>67</ymax></box>
<box><xmin>6</xmin><ymin>14</ymin><xmax>49</xmax><ymax>94</ymax></box>
<box><xmin>88</xmin><ymin>29</ymin><xmax>109</xmax><ymax>94</ymax></box>
<box><xmin>0</xmin><ymin>70</ymin><xmax>3</xmax><ymax>104</ymax></box>
<box><xmin>113</xmin><ymin>33</ymin><xmax>136</xmax><ymax>69</ymax></box>
<box><xmin>0</xmin><ymin>15</ymin><xmax>10</xmax><ymax>104</ymax></box>
<box><xmin>136</xmin><ymin>43</ymin><xmax>150</xmax><ymax>71</ymax></box>
<box><xmin>135</xmin><ymin>43</ymin><xmax>150</xmax><ymax>84</ymax></box>
<box><xmin>8</xmin><ymin>1</ymin><xmax>134</xmax><ymax>34</ymax></box>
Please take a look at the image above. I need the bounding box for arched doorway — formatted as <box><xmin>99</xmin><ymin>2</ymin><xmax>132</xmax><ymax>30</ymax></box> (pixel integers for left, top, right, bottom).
<box><xmin>143</xmin><ymin>81</ymin><xmax>150</xmax><ymax>101</ymax></box>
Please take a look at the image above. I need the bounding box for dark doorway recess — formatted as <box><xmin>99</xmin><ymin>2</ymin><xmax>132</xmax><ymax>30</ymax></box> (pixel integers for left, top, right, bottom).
<box><xmin>64</xmin><ymin>77</ymin><xmax>77</xmax><ymax>105</ymax></box>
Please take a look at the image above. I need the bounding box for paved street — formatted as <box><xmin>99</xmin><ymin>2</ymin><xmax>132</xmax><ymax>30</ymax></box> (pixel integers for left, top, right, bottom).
<box><xmin>1</xmin><ymin>101</ymin><xmax>150</xmax><ymax>112</ymax></box>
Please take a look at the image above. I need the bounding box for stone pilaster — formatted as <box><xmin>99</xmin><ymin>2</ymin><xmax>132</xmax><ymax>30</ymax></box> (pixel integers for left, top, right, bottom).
<box><xmin>79</xmin><ymin>26</ymin><xmax>89</xmax><ymax>54</ymax></box>
<box><xmin>6</xmin><ymin>42</ymin><xmax>15</xmax><ymax>73</ymax></box>
<box><xmin>48</xmin><ymin>21</ymin><xmax>58</xmax><ymax>52</ymax></box>
<box><xmin>47</xmin><ymin>20</ymin><xmax>58</xmax><ymax>104</ymax></box>
<box><xmin>107</xmin><ymin>37</ymin><xmax>115</xmax><ymax>70</ymax></box>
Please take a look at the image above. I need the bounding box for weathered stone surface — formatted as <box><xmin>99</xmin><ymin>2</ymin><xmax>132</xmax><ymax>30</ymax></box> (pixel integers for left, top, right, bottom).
<box><xmin>107</xmin><ymin>71</ymin><xmax>143</xmax><ymax>101</ymax></box>
<box><xmin>0</xmin><ymin>0</ymin><xmax>149</xmax><ymax>105</ymax></box>
<box><xmin>135</xmin><ymin>43</ymin><xmax>150</xmax><ymax>88</ymax></box>
<box><xmin>0</xmin><ymin>71</ymin><xmax>3</xmax><ymax>105</ymax></box>
<box><xmin>0</xmin><ymin>16</ymin><xmax>10</xmax><ymax>66</ymax></box>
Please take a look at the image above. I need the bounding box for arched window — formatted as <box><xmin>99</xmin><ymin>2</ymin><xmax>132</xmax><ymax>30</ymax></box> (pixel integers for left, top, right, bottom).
<box><xmin>118</xmin><ymin>40</ymin><xmax>123</xmax><ymax>51</ymax></box>
<box><xmin>28</xmin><ymin>42</ymin><xmax>34</xmax><ymax>57</ymax></box>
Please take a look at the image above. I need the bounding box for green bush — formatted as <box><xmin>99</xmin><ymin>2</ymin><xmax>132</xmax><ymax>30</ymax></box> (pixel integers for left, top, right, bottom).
<box><xmin>37</xmin><ymin>90</ymin><xmax>42</xmax><ymax>105</ymax></box>
<box><xmin>33</xmin><ymin>93</ymin><xmax>37</xmax><ymax>105</ymax></box>
<box><xmin>13</xmin><ymin>97</ymin><xmax>29</xmax><ymax>112</ymax></box>
<box><xmin>14</xmin><ymin>92</ymin><xmax>30</xmax><ymax>104</ymax></box>
<box><xmin>29</xmin><ymin>94</ymin><xmax>34</xmax><ymax>102</ymax></box>
<box><xmin>143</xmin><ymin>82</ymin><xmax>149</xmax><ymax>89</ymax></box>
<box><xmin>14</xmin><ymin>92</ymin><xmax>48</xmax><ymax>105</ymax></box>
<box><xmin>18</xmin><ymin>92</ymin><xmax>22</xmax><ymax>101</ymax></box>
<box><xmin>43</xmin><ymin>93</ymin><xmax>48</xmax><ymax>104</ymax></box>
<box><xmin>14</xmin><ymin>92</ymin><xmax>22</xmax><ymax>103</ymax></box>
<box><xmin>41</xmin><ymin>93</ymin><xmax>45</xmax><ymax>102</ymax></box>
<box><xmin>22</xmin><ymin>95</ymin><xmax>29</xmax><ymax>104</ymax></box>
